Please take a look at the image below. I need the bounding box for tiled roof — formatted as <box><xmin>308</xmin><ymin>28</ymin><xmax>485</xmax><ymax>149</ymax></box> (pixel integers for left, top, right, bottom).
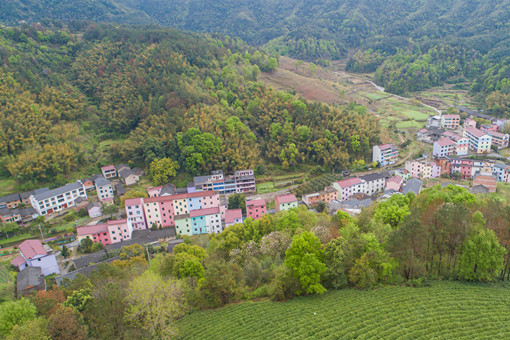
<box><xmin>34</xmin><ymin>182</ymin><xmax>83</xmax><ymax>201</ymax></box>
<box><xmin>275</xmin><ymin>194</ymin><xmax>297</xmax><ymax>204</ymax></box>
<box><xmin>95</xmin><ymin>177</ymin><xmax>111</xmax><ymax>187</ymax></box>
<box><xmin>77</xmin><ymin>224</ymin><xmax>108</xmax><ymax>236</ymax></box>
<box><xmin>465</xmin><ymin>127</ymin><xmax>487</xmax><ymax>138</ymax></box>
<box><xmin>125</xmin><ymin>198</ymin><xmax>143</xmax><ymax>206</ymax></box>
<box><xmin>101</xmin><ymin>165</ymin><xmax>115</xmax><ymax>171</ymax></box>
<box><xmin>10</xmin><ymin>255</ymin><xmax>27</xmax><ymax>267</ymax></box>
<box><xmin>145</xmin><ymin>190</ymin><xmax>216</xmax><ymax>203</ymax></box>
<box><xmin>118</xmin><ymin>168</ymin><xmax>135</xmax><ymax>179</ymax></box>
<box><xmin>246</xmin><ymin>198</ymin><xmax>266</xmax><ymax>207</ymax></box>
<box><xmin>378</xmin><ymin>143</ymin><xmax>394</xmax><ymax>150</ymax></box>
<box><xmin>190</xmin><ymin>207</ymin><xmax>220</xmax><ymax>217</ymax></box>
<box><xmin>106</xmin><ymin>219</ymin><xmax>127</xmax><ymax>226</ymax></box>
<box><xmin>436</xmin><ymin>138</ymin><xmax>456</xmax><ymax>147</ymax></box>
<box><xmin>360</xmin><ymin>172</ymin><xmax>388</xmax><ymax>182</ymax></box>
<box><xmin>443</xmin><ymin>114</ymin><xmax>460</xmax><ymax>119</ymax></box>
<box><xmin>225</xmin><ymin>209</ymin><xmax>242</xmax><ymax>224</ymax></box>
<box><xmin>0</xmin><ymin>193</ymin><xmax>21</xmax><ymax>203</ymax></box>
<box><xmin>18</xmin><ymin>240</ymin><xmax>47</xmax><ymax>259</ymax></box>
<box><xmin>386</xmin><ymin>175</ymin><xmax>403</xmax><ymax>184</ymax></box>
<box><xmin>336</xmin><ymin>177</ymin><xmax>362</xmax><ymax>188</ymax></box>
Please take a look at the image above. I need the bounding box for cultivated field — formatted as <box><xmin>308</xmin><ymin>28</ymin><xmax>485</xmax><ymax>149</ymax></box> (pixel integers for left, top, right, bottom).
<box><xmin>177</xmin><ymin>281</ymin><xmax>510</xmax><ymax>339</ymax></box>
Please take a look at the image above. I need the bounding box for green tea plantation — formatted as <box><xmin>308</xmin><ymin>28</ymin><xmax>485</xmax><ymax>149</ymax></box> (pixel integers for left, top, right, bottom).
<box><xmin>177</xmin><ymin>281</ymin><xmax>510</xmax><ymax>339</ymax></box>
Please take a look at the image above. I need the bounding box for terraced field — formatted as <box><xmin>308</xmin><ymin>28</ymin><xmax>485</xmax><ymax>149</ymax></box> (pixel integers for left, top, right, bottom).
<box><xmin>177</xmin><ymin>281</ymin><xmax>510</xmax><ymax>339</ymax></box>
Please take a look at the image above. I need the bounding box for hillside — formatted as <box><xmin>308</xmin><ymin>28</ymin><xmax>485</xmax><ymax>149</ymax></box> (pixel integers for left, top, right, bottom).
<box><xmin>1</xmin><ymin>0</ymin><xmax>510</xmax><ymax>111</ymax></box>
<box><xmin>177</xmin><ymin>281</ymin><xmax>510</xmax><ymax>339</ymax></box>
<box><xmin>0</xmin><ymin>24</ymin><xmax>380</xmax><ymax>190</ymax></box>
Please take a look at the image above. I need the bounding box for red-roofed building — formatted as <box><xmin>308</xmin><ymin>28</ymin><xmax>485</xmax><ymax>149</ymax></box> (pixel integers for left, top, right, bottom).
<box><xmin>473</xmin><ymin>173</ymin><xmax>497</xmax><ymax>192</ymax></box>
<box><xmin>246</xmin><ymin>199</ymin><xmax>266</xmax><ymax>220</ymax></box>
<box><xmin>275</xmin><ymin>194</ymin><xmax>298</xmax><ymax>212</ymax></box>
<box><xmin>147</xmin><ymin>186</ymin><xmax>163</xmax><ymax>197</ymax></box>
<box><xmin>488</xmin><ymin>130</ymin><xmax>509</xmax><ymax>149</ymax></box>
<box><xmin>101</xmin><ymin>165</ymin><xmax>117</xmax><ymax>179</ymax></box>
<box><xmin>77</xmin><ymin>224</ymin><xmax>111</xmax><ymax>246</ymax></box>
<box><xmin>333</xmin><ymin>177</ymin><xmax>364</xmax><ymax>201</ymax></box>
<box><xmin>385</xmin><ymin>176</ymin><xmax>403</xmax><ymax>191</ymax></box>
<box><xmin>106</xmin><ymin>219</ymin><xmax>131</xmax><ymax>243</ymax></box>
<box><xmin>225</xmin><ymin>209</ymin><xmax>243</xmax><ymax>226</ymax></box>
<box><xmin>187</xmin><ymin>207</ymin><xmax>222</xmax><ymax>235</ymax></box>
<box><xmin>433</xmin><ymin>138</ymin><xmax>456</xmax><ymax>157</ymax></box>
<box><xmin>10</xmin><ymin>240</ymin><xmax>59</xmax><ymax>276</ymax></box>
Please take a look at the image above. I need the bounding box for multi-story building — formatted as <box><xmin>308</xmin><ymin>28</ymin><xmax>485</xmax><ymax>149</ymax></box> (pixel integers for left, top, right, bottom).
<box><xmin>10</xmin><ymin>240</ymin><xmax>59</xmax><ymax>276</ymax></box>
<box><xmin>333</xmin><ymin>178</ymin><xmax>364</xmax><ymax>201</ymax></box>
<box><xmin>143</xmin><ymin>197</ymin><xmax>163</xmax><ymax>229</ymax></box>
<box><xmin>224</xmin><ymin>209</ymin><xmax>243</xmax><ymax>227</ymax></box>
<box><xmin>455</xmin><ymin>137</ymin><xmax>469</xmax><ymax>156</ymax></box>
<box><xmin>441</xmin><ymin>114</ymin><xmax>460</xmax><ymax>129</ymax></box>
<box><xmin>450</xmin><ymin>158</ymin><xmax>474</xmax><ymax>179</ymax></box>
<box><xmin>433</xmin><ymin>138</ymin><xmax>456</xmax><ymax>158</ymax></box>
<box><xmin>464</xmin><ymin>118</ymin><xmax>477</xmax><ymax>129</ymax></box>
<box><xmin>77</xmin><ymin>224</ymin><xmax>112</xmax><ymax>246</ymax></box>
<box><xmin>0</xmin><ymin>193</ymin><xmax>21</xmax><ymax>209</ymax></box>
<box><xmin>488</xmin><ymin>131</ymin><xmax>509</xmax><ymax>149</ymax></box>
<box><xmin>493</xmin><ymin>162</ymin><xmax>508</xmax><ymax>182</ymax></box>
<box><xmin>405</xmin><ymin>161</ymin><xmax>440</xmax><ymax>179</ymax></box>
<box><xmin>274</xmin><ymin>194</ymin><xmax>299</xmax><ymax>212</ymax></box>
<box><xmin>194</xmin><ymin>170</ymin><xmax>256</xmax><ymax>194</ymax></box>
<box><xmin>125</xmin><ymin>198</ymin><xmax>146</xmax><ymax>230</ymax></box>
<box><xmin>464</xmin><ymin>127</ymin><xmax>492</xmax><ymax>154</ymax></box>
<box><xmin>187</xmin><ymin>207</ymin><xmax>222</xmax><ymax>235</ymax></box>
<box><xmin>372</xmin><ymin>144</ymin><xmax>399</xmax><ymax>166</ymax></box>
<box><xmin>480</xmin><ymin>124</ymin><xmax>499</xmax><ymax>134</ymax></box>
<box><xmin>95</xmin><ymin>177</ymin><xmax>114</xmax><ymax>203</ymax></box>
<box><xmin>385</xmin><ymin>176</ymin><xmax>403</xmax><ymax>191</ymax></box>
<box><xmin>303</xmin><ymin>187</ymin><xmax>338</xmax><ymax>206</ymax></box>
<box><xmin>107</xmin><ymin>219</ymin><xmax>132</xmax><ymax>243</ymax></box>
<box><xmin>30</xmin><ymin>181</ymin><xmax>87</xmax><ymax>216</ymax></box>
<box><xmin>435</xmin><ymin>158</ymin><xmax>452</xmax><ymax>176</ymax></box>
<box><xmin>246</xmin><ymin>199</ymin><xmax>266</xmax><ymax>220</ymax></box>
<box><xmin>101</xmin><ymin>165</ymin><xmax>117</xmax><ymax>179</ymax></box>
<box><xmin>360</xmin><ymin>173</ymin><xmax>388</xmax><ymax>195</ymax></box>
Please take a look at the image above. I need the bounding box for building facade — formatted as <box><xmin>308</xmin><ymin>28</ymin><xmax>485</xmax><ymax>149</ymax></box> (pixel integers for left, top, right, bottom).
<box><xmin>30</xmin><ymin>182</ymin><xmax>87</xmax><ymax>216</ymax></box>
<box><xmin>274</xmin><ymin>194</ymin><xmax>299</xmax><ymax>212</ymax></box>
<box><xmin>246</xmin><ymin>199</ymin><xmax>266</xmax><ymax>220</ymax></box>
<box><xmin>372</xmin><ymin>144</ymin><xmax>399</xmax><ymax>166</ymax></box>
<box><xmin>464</xmin><ymin>127</ymin><xmax>492</xmax><ymax>153</ymax></box>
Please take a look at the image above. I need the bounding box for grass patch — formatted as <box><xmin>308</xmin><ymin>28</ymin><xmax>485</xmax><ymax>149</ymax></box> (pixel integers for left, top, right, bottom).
<box><xmin>0</xmin><ymin>233</ymin><xmax>33</xmax><ymax>247</ymax></box>
<box><xmin>257</xmin><ymin>182</ymin><xmax>275</xmax><ymax>194</ymax></box>
<box><xmin>0</xmin><ymin>178</ymin><xmax>16</xmax><ymax>197</ymax></box>
<box><xmin>177</xmin><ymin>281</ymin><xmax>510</xmax><ymax>339</ymax></box>
<box><xmin>396</xmin><ymin>120</ymin><xmax>424</xmax><ymax>129</ymax></box>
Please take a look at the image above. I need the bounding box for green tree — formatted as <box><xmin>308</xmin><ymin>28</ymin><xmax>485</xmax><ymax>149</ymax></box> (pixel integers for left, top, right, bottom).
<box><xmin>125</xmin><ymin>271</ymin><xmax>187</xmax><ymax>338</ymax></box>
<box><xmin>228</xmin><ymin>193</ymin><xmax>246</xmax><ymax>214</ymax></box>
<box><xmin>47</xmin><ymin>306</ymin><xmax>87</xmax><ymax>340</ymax></box>
<box><xmin>61</xmin><ymin>245</ymin><xmax>70</xmax><ymax>259</ymax></box>
<box><xmin>199</xmin><ymin>260</ymin><xmax>245</xmax><ymax>307</ymax></box>
<box><xmin>322</xmin><ymin>238</ymin><xmax>348</xmax><ymax>289</ymax></box>
<box><xmin>458</xmin><ymin>226</ymin><xmax>507</xmax><ymax>282</ymax></box>
<box><xmin>6</xmin><ymin>317</ymin><xmax>49</xmax><ymax>340</ymax></box>
<box><xmin>102</xmin><ymin>204</ymin><xmax>119</xmax><ymax>219</ymax></box>
<box><xmin>172</xmin><ymin>253</ymin><xmax>204</xmax><ymax>279</ymax></box>
<box><xmin>374</xmin><ymin>194</ymin><xmax>411</xmax><ymax>228</ymax></box>
<box><xmin>120</xmin><ymin>190</ymin><xmax>148</xmax><ymax>209</ymax></box>
<box><xmin>149</xmin><ymin>157</ymin><xmax>180</xmax><ymax>185</ymax></box>
<box><xmin>285</xmin><ymin>231</ymin><xmax>326</xmax><ymax>295</ymax></box>
<box><xmin>0</xmin><ymin>298</ymin><xmax>37</xmax><ymax>337</ymax></box>
<box><xmin>0</xmin><ymin>222</ymin><xmax>18</xmax><ymax>239</ymax></box>
<box><xmin>173</xmin><ymin>243</ymin><xmax>207</xmax><ymax>260</ymax></box>
<box><xmin>78</xmin><ymin>238</ymin><xmax>93</xmax><ymax>253</ymax></box>
<box><xmin>64</xmin><ymin>288</ymin><xmax>93</xmax><ymax>312</ymax></box>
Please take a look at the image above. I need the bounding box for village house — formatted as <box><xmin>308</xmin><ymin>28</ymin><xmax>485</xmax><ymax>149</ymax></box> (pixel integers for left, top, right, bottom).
<box><xmin>433</xmin><ymin>138</ymin><xmax>456</xmax><ymax>158</ymax></box>
<box><xmin>10</xmin><ymin>239</ymin><xmax>60</xmax><ymax>276</ymax></box>
<box><xmin>115</xmin><ymin>183</ymin><xmax>126</xmax><ymax>197</ymax></box>
<box><xmin>464</xmin><ymin>118</ymin><xmax>477</xmax><ymax>129</ymax></box>
<box><xmin>333</xmin><ymin>178</ymin><xmax>364</xmax><ymax>201</ymax></box>
<box><xmin>193</xmin><ymin>169</ymin><xmax>256</xmax><ymax>194</ymax></box>
<box><xmin>95</xmin><ymin>177</ymin><xmax>114</xmax><ymax>203</ymax></box>
<box><xmin>402</xmin><ymin>178</ymin><xmax>423</xmax><ymax>196</ymax></box>
<box><xmin>74</xmin><ymin>197</ymin><xmax>89</xmax><ymax>211</ymax></box>
<box><xmin>303</xmin><ymin>187</ymin><xmax>338</xmax><ymax>206</ymax></box>
<box><xmin>274</xmin><ymin>194</ymin><xmax>299</xmax><ymax>212</ymax></box>
<box><xmin>463</xmin><ymin>127</ymin><xmax>492</xmax><ymax>153</ymax></box>
<box><xmin>372</xmin><ymin>144</ymin><xmax>399</xmax><ymax>166</ymax></box>
<box><xmin>224</xmin><ymin>209</ymin><xmax>243</xmax><ymax>227</ymax></box>
<box><xmin>77</xmin><ymin>224</ymin><xmax>111</xmax><ymax>246</ymax></box>
<box><xmin>0</xmin><ymin>207</ymin><xmax>21</xmax><ymax>223</ymax></box>
<box><xmin>246</xmin><ymin>198</ymin><xmax>266</xmax><ymax>220</ymax></box>
<box><xmin>0</xmin><ymin>193</ymin><xmax>21</xmax><ymax>209</ymax></box>
<box><xmin>488</xmin><ymin>130</ymin><xmax>509</xmax><ymax>149</ymax></box>
<box><xmin>87</xmin><ymin>202</ymin><xmax>102</xmax><ymax>219</ymax></box>
<box><xmin>80</xmin><ymin>179</ymin><xmax>95</xmax><ymax>192</ymax></box>
<box><xmin>30</xmin><ymin>182</ymin><xmax>87</xmax><ymax>216</ymax></box>
<box><xmin>16</xmin><ymin>267</ymin><xmax>46</xmax><ymax>297</ymax></box>
<box><xmin>360</xmin><ymin>172</ymin><xmax>389</xmax><ymax>195</ymax></box>
<box><xmin>147</xmin><ymin>186</ymin><xmax>163</xmax><ymax>197</ymax></box>
<box><xmin>441</xmin><ymin>114</ymin><xmax>460</xmax><ymax>129</ymax></box>
<box><xmin>385</xmin><ymin>176</ymin><xmax>403</xmax><ymax>191</ymax></box>
<box><xmin>472</xmin><ymin>173</ymin><xmax>497</xmax><ymax>193</ymax></box>
<box><xmin>125</xmin><ymin>198</ymin><xmax>146</xmax><ymax>230</ymax></box>
<box><xmin>118</xmin><ymin>168</ymin><xmax>140</xmax><ymax>186</ymax></box>
<box><xmin>101</xmin><ymin>165</ymin><xmax>117</xmax><ymax>179</ymax></box>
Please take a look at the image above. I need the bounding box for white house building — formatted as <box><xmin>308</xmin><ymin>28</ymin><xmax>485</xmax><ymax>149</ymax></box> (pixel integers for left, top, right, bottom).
<box><xmin>30</xmin><ymin>181</ymin><xmax>87</xmax><ymax>216</ymax></box>
<box><xmin>10</xmin><ymin>239</ymin><xmax>60</xmax><ymax>276</ymax></box>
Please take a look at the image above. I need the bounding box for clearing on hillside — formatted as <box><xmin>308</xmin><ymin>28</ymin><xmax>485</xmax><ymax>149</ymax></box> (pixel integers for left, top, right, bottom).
<box><xmin>177</xmin><ymin>281</ymin><xmax>510</xmax><ymax>339</ymax></box>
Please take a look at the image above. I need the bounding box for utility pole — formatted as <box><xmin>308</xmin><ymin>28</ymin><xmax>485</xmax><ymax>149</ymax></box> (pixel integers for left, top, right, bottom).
<box><xmin>146</xmin><ymin>245</ymin><xmax>151</xmax><ymax>266</ymax></box>
<box><xmin>39</xmin><ymin>223</ymin><xmax>45</xmax><ymax>242</ymax></box>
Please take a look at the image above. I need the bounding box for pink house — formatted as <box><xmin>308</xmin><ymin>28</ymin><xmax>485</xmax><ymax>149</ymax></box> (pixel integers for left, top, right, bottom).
<box><xmin>125</xmin><ymin>198</ymin><xmax>147</xmax><ymax>230</ymax></box>
<box><xmin>225</xmin><ymin>209</ymin><xmax>243</xmax><ymax>226</ymax></box>
<box><xmin>385</xmin><ymin>176</ymin><xmax>403</xmax><ymax>191</ymax></box>
<box><xmin>77</xmin><ymin>225</ymin><xmax>111</xmax><ymax>246</ymax></box>
<box><xmin>159</xmin><ymin>197</ymin><xmax>175</xmax><ymax>227</ymax></box>
<box><xmin>147</xmin><ymin>186</ymin><xmax>162</xmax><ymax>197</ymax></box>
<box><xmin>246</xmin><ymin>199</ymin><xmax>266</xmax><ymax>220</ymax></box>
<box><xmin>464</xmin><ymin>118</ymin><xmax>477</xmax><ymax>129</ymax></box>
<box><xmin>106</xmin><ymin>219</ymin><xmax>131</xmax><ymax>243</ymax></box>
<box><xmin>433</xmin><ymin>138</ymin><xmax>456</xmax><ymax>158</ymax></box>
<box><xmin>429</xmin><ymin>162</ymin><xmax>441</xmax><ymax>178</ymax></box>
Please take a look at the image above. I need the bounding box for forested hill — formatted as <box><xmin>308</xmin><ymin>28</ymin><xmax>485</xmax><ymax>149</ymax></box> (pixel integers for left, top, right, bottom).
<box><xmin>0</xmin><ymin>24</ymin><xmax>380</xmax><ymax>190</ymax></box>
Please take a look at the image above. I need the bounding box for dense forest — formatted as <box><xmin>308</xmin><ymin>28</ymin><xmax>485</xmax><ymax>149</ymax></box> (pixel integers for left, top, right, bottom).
<box><xmin>2</xmin><ymin>0</ymin><xmax>510</xmax><ymax>112</ymax></box>
<box><xmin>1</xmin><ymin>185</ymin><xmax>509</xmax><ymax>338</ymax></box>
<box><xmin>0</xmin><ymin>24</ymin><xmax>380</xmax><ymax>188</ymax></box>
